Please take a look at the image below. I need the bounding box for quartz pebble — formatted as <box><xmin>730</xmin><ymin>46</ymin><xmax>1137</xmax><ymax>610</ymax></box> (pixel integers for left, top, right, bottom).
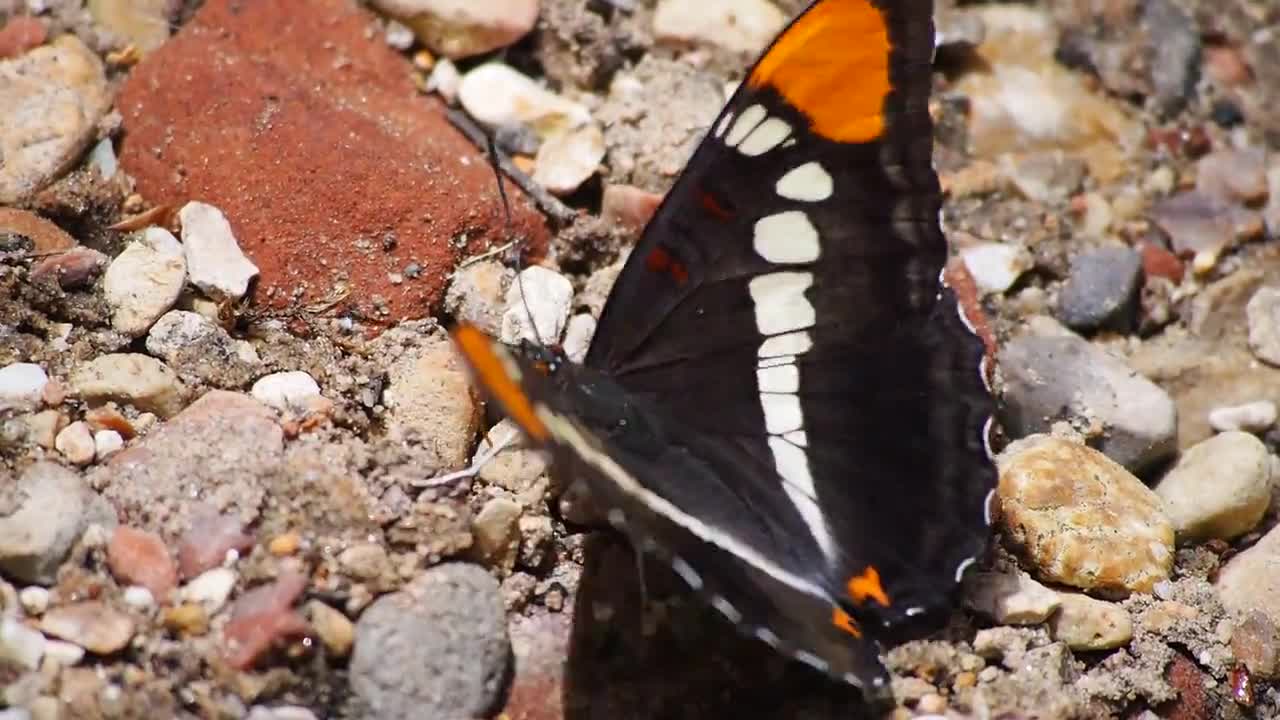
<box><xmin>444</xmin><ymin>260</ymin><xmax>510</xmax><ymax>338</ymax></box>
<box><xmin>652</xmin><ymin>0</ymin><xmax>786</xmax><ymax>54</ymax></box>
<box><xmin>370</xmin><ymin>0</ymin><xmax>538</xmax><ymax>59</ymax></box>
<box><xmin>54</xmin><ymin>421</ymin><xmax>95</xmax><ymax>465</ymax></box>
<box><xmin>959</xmin><ymin>242</ymin><xmax>1033</xmax><ymax>295</ymax></box>
<box><xmin>181</xmin><ymin>568</ymin><xmax>238</xmax><ymax>614</ymax></box>
<box><xmin>93</xmin><ymin>430</ymin><xmax>124</xmax><ymax>458</ymax></box>
<box><xmin>1049</xmin><ymin>592</ymin><xmax>1133</xmax><ymax>650</ymax></box>
<box><xmin>251</xmin><ymin>372</ymin><xmax>323</xmax><ymax>414</ymax></box>
<box><xmin>459</xmin><ymin>63</ymin><xmax>591</xmax><ymax>141</ymax></box>
<box><xmin>500</xmin><ymin>266</ymin><xmax>573</xmax><ymax>345</ymax></box>
<box><xmin>533</xmin><ymin>123</ymin><xmax>605</xmax><ymax>196</ymax></box>
<box><xmin>963</xmin><ymin>570</ymin><xmax>1061</xmax><ymax>625</ymax></box>
<box><xmin>1155</xmin><ymin>432</ymin><xmax>1271</xmax><ymax>542</ymax></box>
<box><xmin>0</xmin><ymin>616</ymin><xmax>46</xmax><ymax>670</ymax></box>
<box><xmin>178</xmin><ymin>202</ymin><xmax>259</xmax><ymax>301</ymax></box>
<box><xmin>19</xmin><ymin>586</ymin><xmax>49</xmax><ymax>615</ymax></box>
<box><xmin>997</xmin><ymin>435</ymin><xmax>1174</xmax><ymax>595</ymax></box>
<box><xmin>103</xmin><ymin>228</ymin><xmax>188</xmax><ymax>337</ymax></box>
<box><xmin>0</xmin><ymin>363</ymin><xmax>49</xmax><ymax>411</ymax></box>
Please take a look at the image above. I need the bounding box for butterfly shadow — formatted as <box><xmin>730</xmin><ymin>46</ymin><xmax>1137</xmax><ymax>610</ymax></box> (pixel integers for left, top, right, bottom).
<box><xmin>557</xmin><ymin>533</ymin><xmax>879</xmax><ymax>720</ymax></box>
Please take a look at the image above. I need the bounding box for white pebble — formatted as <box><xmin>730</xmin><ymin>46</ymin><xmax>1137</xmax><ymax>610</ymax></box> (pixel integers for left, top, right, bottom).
<box><xmin>562</xmin><ymin>314</ymin><xmax>597</xmax><ymax>364</ymax></box>
<box><xmin>533</xmin><ymin>124</ymin><xmax>606</xmax><ymax>196</ymax></box>
<box><xmin>0</xmin><ymin>616</ymin><xmax>46</xmax><ymax>670</ymax></box>
<box><xmin>1208</xmin><ymin>400</ymin><xmax>1278</xmax><ymax>434</ymax></box>
<box><xmin>44</xmin><ymin>638</ymin><xmax>85</xmax><ymax>666</ymax></box>
<box><xmin>121</xmin><ymin>586</ymin><xmax>155</xmax><ymax>612</ymax></box>
<box><xmin>500</xmin><ymin>267</ymin><xmax>574</xmax><ymax>345</ymax></box>
<box><xmin>93</xmin><ymin>430</ymin><xmax>124</xmax><ymax>458</ymax></box>
<box><xmin>0</xmin><ymin>363</ymin><xmax>49</xmax><ymax>411</ymax></box>
<box><xmin>960</xmin><ymin>242</ymin><xmax>1033</xmax><ymax>295</ymax></box>
<box><xmin>182</xmin><ymin>567</ymin><xmax>238</xmax><ymax>614</ymax></box>
<box><xmin>251</xmin><ymin>371</ymin><xmax>323</xmax><ymax>414</ymax></box>
<box><xmin>426</xmin><ymin>58</ymin><xmax>460</xmax><ymax>104</ymax></box>
<box><xmin>102</xmin><ymin>228</ymin><xmax>187</xmax><ymax>337</ymax></box>
<box><xmin>18</xmin><ymin>586</ymin><xmax>50</xmax><ymax>615</ymax></box>
<box><xmin>459</xmin><ymin>63</ymin><xmax>591</xmax><ymax>141</ymax></box>
<box><xmin>652</xmin><ymin>0</ymin><xmax>786</xmax><ymax>54</ymax></box>
<box><xmin>54</xmin><ymin>421</ymin><xmax>95</xmax><ymax>465</ymax></box>
<box><xmin>179</xmin><ymin>201</ymin><xmax>260</xmax><ymax>301</ymax></box>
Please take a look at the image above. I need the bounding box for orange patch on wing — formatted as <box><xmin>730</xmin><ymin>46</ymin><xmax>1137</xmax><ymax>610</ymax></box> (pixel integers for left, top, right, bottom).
<box><xmin>847</xmin><ymin>566</ymin><xmax>891</xmax><ymax>607</ymax></box>
<box><xmin>452</xmin><ymin>325</ymin><xmax>550</xmax><ymax>441</ymax></box>
<box><xmin>645</xmin><ymin>246</ymin><xmax>690</xmax><ymax>286</ymax></box>
<box><xmin>748</xmin><ymin>0</ymin><xmax>892</xmax><ymax>143</ymax></box>
<box><xmin>832</xmin><ymin>607</ymin><xmax>863</xmax><ymax>638</ymax></box>
<box><xmin>698</xmin><ymin>189</ymin><xmax>733</xmax><ymax>221</ymax></box>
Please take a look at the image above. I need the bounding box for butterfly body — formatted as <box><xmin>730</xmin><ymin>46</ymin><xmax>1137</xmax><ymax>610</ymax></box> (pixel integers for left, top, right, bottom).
<box><xmin>455</xmin><ymin>0</ymin><xmax>997</xmax><ymax>703</ymax></box>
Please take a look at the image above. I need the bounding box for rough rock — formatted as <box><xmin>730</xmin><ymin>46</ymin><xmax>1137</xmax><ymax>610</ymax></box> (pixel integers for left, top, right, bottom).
<box><xmin>444</xmin><ymin>260</ymin><xmax>511</xmax><ymax>338</ymax></box>
<box><xmin>306</xmin><ymin>600</ymin><xmax>354</xmax><ymax>657</ymax></box>
<box><xmin>0</xmin><ymin>208</ymin><xmax>76</xmax><ymax>256</ymax></box>
<box><xmin>0</xmin><ymin>16</ymin><xmax>46</xmax><ymax>60</ymax></box>
<box><xmin>533</xmin><ymin>123</ymin><xmax>606</xmax><ymax>196</ymax></box>
<box><xmin>146</xmin><ymin>310</ymin><xmax>259</xmax><ymax>388</ymax></box>
<box><xmin>1154</xmin><ymin>431</ymin><xmax>1271</xmax><ymax>542</ymax></box>
<box><xmin>383</xmin><ymin>336</ymin><xmax>480</xmax><ymax>468</ymax></box>
<box><xmin>70</xmin><ymin>354</ymin><xmax>186</xmax><ymax>418</ymax></box>
<box><xmin>350</xmin><ymin>563</ymin><xmax>510</xmax><ymax>720</ymax></box>
<box><xmin>223</xmin><ymin>572</ymin><xmax>311</xmax><ymax>669</ymax></box>
<box><xmin>0</xmin><ymin>35</ymin><xmax>110</xmax><ymax>204</ymax></box>
<box><xmin>117</xmin><ymin>0</ymin><xmax>547</xmax><ymax>326</ymax></box>
<box><xmin>500</xmin><ymin>266</ymin><xmax>574</xmax><ymax>345</ymax></box>
<box><xmin>370</xmin><ymin>0</ymin><xmax>539</xmax><ymax>59</ymax></box>
<box><xmin>997</xmin><ymin>435</ymin><xmax>1174</xmax><ymax>595</ymax></box>
<box><xmin>88</xmin><ymin>0</ymin><xmax>172</xmax><ymax>52</ymax></box>
<box><xmin>963</xmin><ymin>570</ymin><xmax>1062</xmax><ymax>625</ymax></box>
<box><xmin>178</xmin><ymin>202</ymin><xmax>260</xmax><ymax>302</ymax></box>
<box><xmin>0</xmin><ymin>462</ymin><xmax>116</xmax><ymax>584</ymax></box>
<box><xmin>1232</xmin><ymin>611</ymin><xmax>1280</xmax><ymax>679</ymax></box>
<box><xmin>102</xmin><ymin>228</ymin><xmax>188</xmax><ymax>338</ymax></box>
<box><xmin>30</xmin><ymin>246</ymin><xmax>109</xmax><ymax>289</ymax></box>
<box><xmin>1047</xmin><ymin>592</ymin><xmax>1133</xmax><ymax>650</ymax></box>
<box><xmin>472</xmin><ymin>497</ymin><xmax>523</xmax><ymax>573</ymax></box>
<box><xmin>999</xmin><ymin>329</ymin><xmax>1178</xmax><ymax>474</ymax></box>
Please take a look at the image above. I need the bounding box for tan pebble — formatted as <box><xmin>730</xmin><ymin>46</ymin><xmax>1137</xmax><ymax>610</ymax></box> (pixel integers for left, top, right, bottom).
<box><xmin>917</xmin><ymin>693</ymin><xmax>947</xmax><ymax>714</ymax></box>
<box><xmin>512</xmin><ymin>155</ymin><xmax>535</xmax><ymax>174</ymax></box>
<box><xmin>306</xmin><ymin>600</ymin><xmax>354</xmax><ymax>657</ymax></box>
<box><xmin>963</xmin><ymin>569</ymin><xmax>1061</xmax><ymax>624</ymax></box>
<box><xmin>162</xmin><ymin>604</ymin><xmax>210</xmax><ymax>635</ymax></box>
<box><xmin>1141</xmin><ymin>600</ymin><xmax>1200</xmax><ymax>634</ymax></box>
<box><xmin>954</xmin><ymin>671</ymin><xmax>977</xmax><ymax>689</ymax></box>
<box><xmin>39</xmin><ymin>602</ymin><xmax>134</xmax><ymax>654</ymax></box>
<box><xmin>412</xmin><ymin>49</ymin><xmax>435</xmax><ymax>71</ymax></box>
<box><xmin>268</xmin><ymin>532</ymin><xmax>302</xmax><ymax>556</ymax></box>
<box><xmin>471</xmin><ymin>497</ymin><xmax>522</xmax><ymax>573</ymax></box>
<box><xmin>997</xmin><ymin>435</ymin><xmax>1173</xmax><ymax>595</ymax></box>
<box><xmin>1048</xmin><ymin>592</ymin><xmax>1133</xmax><ymax>650</ymax></box>
<box><xmin>1154</xmin><ymin>431</ymin><xmax>1271</xmax><ymax>542</ymax></box>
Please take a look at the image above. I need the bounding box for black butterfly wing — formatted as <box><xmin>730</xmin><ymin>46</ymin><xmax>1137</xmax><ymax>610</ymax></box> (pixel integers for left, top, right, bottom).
<box><xmin>584</xmin><ymin>0</ymin><xmax>995</xmax><ymax>633</ymax></box>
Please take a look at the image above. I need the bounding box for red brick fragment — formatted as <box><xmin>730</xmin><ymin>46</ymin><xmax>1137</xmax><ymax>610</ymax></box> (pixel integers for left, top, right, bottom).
<box><xmin>107</xmin><ymin>526</ymin><xmax>179</xmax><ymax>601</ymax></box>
<box><xmin>223</xmin><ymin>571</ymin><xmax>311</xmax><ymax>670</ymax></box>
<box><xmin>0</xmin><ymin>16</ymin><xmax>46</xmax><ymax>59</ymax></box>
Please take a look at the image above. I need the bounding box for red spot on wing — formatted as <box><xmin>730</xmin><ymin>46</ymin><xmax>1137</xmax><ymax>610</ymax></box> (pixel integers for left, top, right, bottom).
<box><xmin>645</xmin><ymin>246</ymin><xmax>690</xmax><ymax>286</ymax></box>
<box><xmin>698</xmin><ymin>189</ymin><xmax>733</xmax><ymax>221</ymax></box>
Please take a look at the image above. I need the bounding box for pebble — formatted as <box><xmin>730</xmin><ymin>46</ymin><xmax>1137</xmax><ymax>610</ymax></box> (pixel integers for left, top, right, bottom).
<box><xmin>181</xmin><ymin>567</ymin><xmax>238</xmax><ymax>614</ymax></box>
<box><xmin>444</xmin><ymin>260</ymin><xmax>511</xmax><ymax>338</ymax></box>
<box><xmin>54</xmin><ymin>421</ymin><xmax>95</xmax><ymax>465</ymax></box>
<box><xmin>1232</xmin><ymin>611</ymin><xmax>1280</xmax><ymax>679</ymax></box>
<box><xmin>1154</xmin><ymin>431</ymin><xmax>1271</xmax><ymax>542</ymax></box>
<box><xmin>1143</xmin><ymin>0</ymin><xmax>1200</xmax><ymax>115</ymax></box>
<box><xmin>1048</xmin><ymin>592</ymin><xmax>1133</xmax><ymax>650</ymax></box>
<box><xmin>0</xmin><ymin>616</ymin><xmax>46</xmax><ymax>670</ymax></box>
<box><xmin>1149</xmin><ymin>191</ymin><xmax>1244</xmax><ymax>274</ymax></box>
<box><xmin>962</xmin><ymin>570</ymin><xmax>1061</xmax><ymax>625</ymax></box>
<box><xmin>533</xmin><ymin>123</ymin><xmax>606</xmax><ymax>196</ymax></box>
<box><xmin>70</xmin><ymin>353</ymin><xmax>186</xmax><ymax>418</ymax></box>
<box><xmin>246</xmin><ymin>706</ymin><xmax>320</xmax><ymax>720</ymax></box>
<box><xmin>371</xmin><ymin>0</ymin><xmax>538</xmax><ymax>59</ymax></box>
<box><xmin>22</xmin><ymin>410</ymin><xmax>63</xmax><ymax>450</ymax></box>
<box><xmin>1055</xmin><ymin>246</ymin><xmax>1143</xmax><ymax>333</ymax></box>
<box><xmin>382</xmin><ymin>336</ymin><xmax>481</xmax><ymax>468</ymax></box>
<box><xmin>459</xmin><ymin>63</ymin><xmax>591</xmax><ymax>140</ymax></box>
<box><xmin>250</xmin><ymin>371</ymin><xmax>323</xmax><ymax>415</ymax></box>
<box><xmin>44</xmin><ymin>639</ymin><xmax>86</xmax><ymax>667</ymax></box>
<box><xmin>0</xmin><ymin>35</ymin><xmax>110</xmax><ymax>204</ymax></box>
<box><xmin>425</xmin><ymin>57</ymin><xmax>461</xmax><ymax>103</ymax></box>
<box><xmin>178</xmin><ymin>202</ymin><xmax>260</xmax><ymax>302</ymax></box>
<box><xmin>1218</xmin><ymin>523</ymin><xmax>1280</xmax><ymax>630</ymax></box>
<box><xmin>0</xmin><ymin>363</ymin><xmax>49</xmax><ymax>412</ymax></box>
<box><xmin>177</xmin><ymin>507</ymin><xmax>256</xmax><ymax>579</ymax></box>
<box><xmin>0</xmin><ymin>462</ymin><xmax>116</xmax><ymax>584</ymax></box>
<box><xmin>959</xmin><ymin>242</ymin><xmax>1033</xmax><ymax>295</ymax></box>
<box><xmin>600</xmin><ymin>184</ymin><xmax>663</xmax><ymax>234</ymax></box>
<box><xmin>999</xmin><ymin>329</ymin><xmax>1178</xmax><ymax>474</ymax></box>
<box><xmin>121</xmin><ymin>586</ymin><xmax>155</xmax><ymax>612</ymax></box>
<box><xmin>338</xmin><ymin>543</ymin><xmax>392</xmax><ymax>582</ymax></box>
<box><xmin>652</xmin><ymin>0</ymin><xmax>786</xmax><ymax>54</ymax></box>
<box><xmin>0</xmin><ymin>16</ymin><xmax>46</xmax><ymax>60</ymax></box>
<box><xmin>472</xmin><ymin>497</ymin><xmax>523</xmax><ymax>573</ymax></box>
<box><xmin>87</xmin><ymin>0</ymin><xmax>172</xmax><ymax>52</ymax></box>
<box><xmin>145</xmin><ymin>310</ymin><xmax>260</xmax><ymax>387</ymax></box>
<box><xmin>1246</xmin><ymin>286</ymin><xmax>1280</xmax><ymax>367</ymax></box>
<box><xmin>102</xmin><ymin>228</ymin><xmax>188</xmax><ymax>337</ymax></box>
<box><xmin>1002</xmin><ymin>152</ymin><xmax>1086</xmax><ymax>204</ymax></box>
<box><xmin>223</xmin><ymin>572</ymin><xmax>311</xmax><ymax>670</ymax></box>
<box><xmin>0</xmin><ymin>208</ymin><xmax>76</xmax><ymax>256</ymax></box>
<box><xmin>1203</xmin><ymin>407</ymin><xmax>1273</xmax><ymax>453</ymax></box>
<box><xmin>350</xmin><ymin>563</ymin><xmax>510</xmax><ymax>720</ymax></box>
<box><xmin>562</xmin><ymin>314</ymin><xmax>597</xmax><ymax>364</ymax></box>
<box><xmin>1196</xmin><ymin>148</ymin><xmax>1268</xmax><ymax>204</ymax></box>
<box><xmin>268</xmin><ymin>532</ymin><xmax>302</xmax><ymax>556</ymax></box>
<box><xmin>30</xmin><ymin>247</ymin><xmax>109</xmax><ymax>290</ymax></box>
<box><xmin>1266</xmin><ymin>166</ymin><xmax>1280</xmax><ymax>239</ymax></box>
<box><xmin>18</xmin><ymin>586</ymin><xmax>49</xmax><ymax>615</ymax></box>
<box><xmin>996</xmin><ymin>435</ymin><xmax>1174</xmax><ymax>595</ymax></box>
<box><xmin>305</xmin><ymin>600</ymin><xmax>355</xmax><ymax>657</ymax></box>
<box><xmin>39</xmin><ymin>602</ymin><xmax>135</xmax><ymax>655</ymax></box>
<box><xmin>500</xmin><ymin>266</ymin><xmax>574</xmax><ymax>345</ymax></box>
<box><xmin>107</xmin><ymin>526</ymin><xmax>178</xmax><ymax>601</ymax></box>
<box><xmin>93</xmin><ymin>430</ymin><xmax>124</xmax><ymax>459</ymax></box>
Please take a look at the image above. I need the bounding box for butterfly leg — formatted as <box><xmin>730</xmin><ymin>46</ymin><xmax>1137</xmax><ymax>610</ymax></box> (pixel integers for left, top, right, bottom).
<box><xmin>416</xmin><ymin>425</ymin><xmax>519</xmax><ymax>488</ymax></box>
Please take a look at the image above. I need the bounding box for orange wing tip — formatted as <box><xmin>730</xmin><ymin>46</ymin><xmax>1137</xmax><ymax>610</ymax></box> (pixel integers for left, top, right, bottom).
<box><xmin>451</xmin><ymin>324</ymin><xmax>551</xmax><ymax>442</ymax></box>
<box><xmin>846</xmin><ymin>566</ymin><xmax>891</xmax><ymax>608</ymax></box>
<box><xmin>832</xmin><ymin>607</ymin><xmax>863</xmax><ymax>638</ymax></box>
<box><xmin>747</xmin><ymin>0</ymin><xmax>892</xmax><ymax>144</ymax></box>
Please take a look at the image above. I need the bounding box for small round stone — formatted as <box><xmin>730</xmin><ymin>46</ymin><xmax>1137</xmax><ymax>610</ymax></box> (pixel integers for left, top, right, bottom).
<box><xmin>1154</xmin><ymin>431</ymin><xmax>1271</xmax><ymax>542</ymax></box>
<box><xmin>996</xmin><ymin>435</ymin><xmax>1174</xmax><ymax>595</ymax></box>
<box><xmin>1208</xmin><ymin>400</ymin><xmax>1277</xmax><ymax>434</ymax></box>
<box><xmin>1055</xmin><ymin>246</ymin><xmax>1143</xmax><ymax>332</ymax></box>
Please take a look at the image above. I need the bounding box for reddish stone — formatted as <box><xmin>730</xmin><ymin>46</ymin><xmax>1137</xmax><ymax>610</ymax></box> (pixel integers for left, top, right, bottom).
<box><xmin>178</xmin><ymin>505</ymin><xmax>256</xmax><ymax>579</ymax></box>
<box><xmin>107</xmin><ymin>526</ymin><xmax>179</xmax><ymax>601</ymax></box>
<box><xmin>1137</xmin><ymin>240</ymin><xmax>1185</xmax><ymax>283</ymax></box>
<box><xmin>0</xmin><ymin>208</ymin><xmax>76</xmax><ymax>255</ymax></box>
<box><xmin>1203</xmin><ymin>45</ymin><xmax>1253</xmax><ymax>88</ymax></box>
<box><xmin>502</xmin><ymin>612</ymin><xmax>571</xmax><ymax>720</ymax></box>
<box><xmin>1161</xmin><ymin>653</ymin><xmax>1210</xmax><ymax>720</ymax></box>
<box><xmin>116</xmin><ymin>0</ymin><xmax>548</xmax><ymax>328</ymax></box>
<box><xmin>223</xmin><ymin>571</ymin><xmax>311</xmax><ymax>669</ymax></box>
<box><xmin>0</xmin><ymin>16</ymin><xmax>46</xmax><ymax>60</ymax></box>
<box><xmin>30</xmin><ymin>246</ymin><xmax>108</xmax><ymax>289</ymax></box>
<box><xmin>600</xmin><ymin>184</ymin><xmax>664</xmax><ymax>235</ymax></box>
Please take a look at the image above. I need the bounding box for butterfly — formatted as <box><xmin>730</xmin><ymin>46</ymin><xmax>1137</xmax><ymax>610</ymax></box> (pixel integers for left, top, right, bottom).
<box><xmin>453</xmin><ymin>0</ymin><xmax>996</xmax><ymax>703</ymax></box>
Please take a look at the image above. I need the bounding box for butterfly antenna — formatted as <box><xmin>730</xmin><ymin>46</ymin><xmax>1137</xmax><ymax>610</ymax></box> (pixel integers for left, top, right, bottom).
<box><xmin>483</xmin><ymin>131</ymin><xmax>547</xmax><ymax>349</ymax></box>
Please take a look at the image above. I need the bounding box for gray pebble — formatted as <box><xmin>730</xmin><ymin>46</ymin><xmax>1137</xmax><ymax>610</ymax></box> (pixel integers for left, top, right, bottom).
<box><xmin>350</xmin><ymin>563</ymin><xmax>510</xmax><ymax>720</ymax></box>
<box><xmin>1055</xmin><ymin>247</ymin><xmax>1143</xmax><ymax>333</ymax></box>
<box><xmin>0</xmin><ymin>462</ymin><xmax>117</xmax><ymax>584</ymax></box>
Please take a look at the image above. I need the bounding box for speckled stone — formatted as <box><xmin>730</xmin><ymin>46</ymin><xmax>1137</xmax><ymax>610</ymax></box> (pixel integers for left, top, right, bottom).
<box><xmin>997</xmin><ymin>435</ymin><xmax>1174</xmax><ymax>595</ymax></box>
<box><xmin>1047</xmin><ymin>592</ymin><xmax>1133</xmax><ymax>650</ymax></box>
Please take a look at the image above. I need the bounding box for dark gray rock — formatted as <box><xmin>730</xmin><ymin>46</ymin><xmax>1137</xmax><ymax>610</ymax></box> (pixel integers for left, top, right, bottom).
<box><xmin>350</xmin><ymin>562</ymin><xmax>510</xmax><ymax>720</ymax></box>
<box><xmin>1143</xmin><ymin>0</ymin><xmax>1200</xmax><ymax>117</ymax></box>
<box><xmin>0</xmin><ymin>462</ymin><xmax>117</xmax><ymax>584</ymax></box>
<box><xmin>1055</xmin><ymin>247</ymin><xmax>1143</xmax><ymax>333</ymax></box>
<box><xmin>999</xmin><ymin>329</ymin><xmax>1177</xmax><ymax>475</ymax></box>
